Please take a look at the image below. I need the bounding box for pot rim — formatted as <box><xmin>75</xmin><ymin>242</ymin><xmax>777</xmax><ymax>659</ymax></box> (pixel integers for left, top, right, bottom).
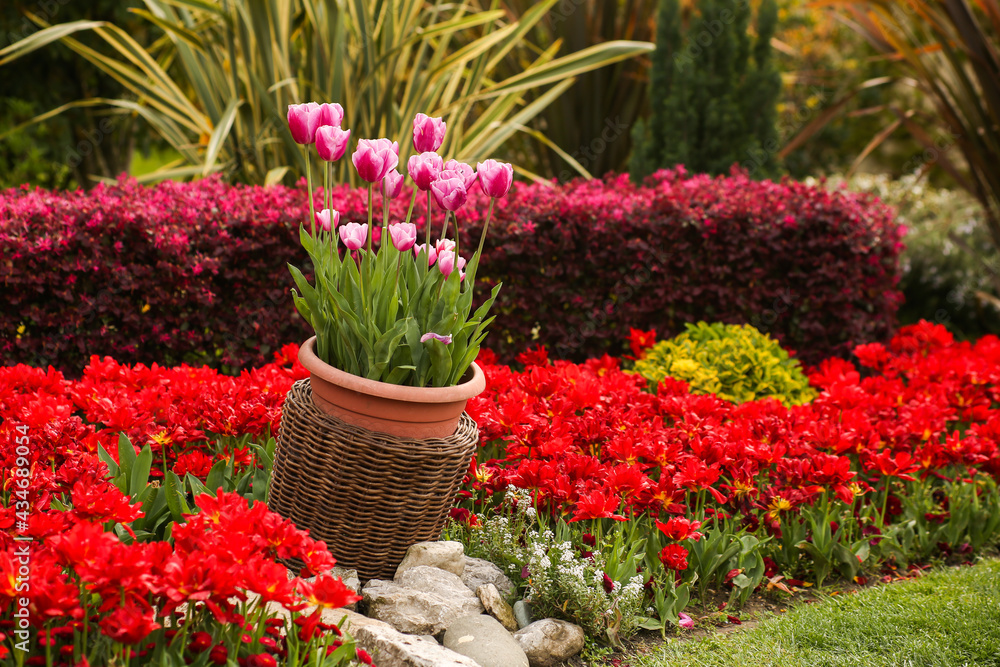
<box><xmin>298</xmin><ymin>336</ymin><xmax>486</xmax><ymax>403</ymax></box>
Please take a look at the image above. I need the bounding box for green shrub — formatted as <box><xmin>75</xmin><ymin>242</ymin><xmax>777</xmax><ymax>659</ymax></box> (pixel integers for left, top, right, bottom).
<box><xmin>633</xmin><ymin>322</ymin><xmax>816</xmax><ymax>406</ymax></box>
<box><xmin>630</xmin><ymin>0</ymin><xmax>782</xmax><ymax>180</ymax></box>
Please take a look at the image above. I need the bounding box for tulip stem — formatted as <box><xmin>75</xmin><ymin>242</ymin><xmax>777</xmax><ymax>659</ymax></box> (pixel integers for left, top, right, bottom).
<box><xmin>326</xmin><ymin>162</ymin><xmax>332</xmax><ymax>215</ymax></box>
<box><xmin>405</xmin><ymin>187</ymin><xmax>417</xmax><ymax>226</ymax></box>
<box><xmin>425</xmin><ymin>190</ymin><xmax>433</xmax><ymax>248</ymax></box>
<box><xmin>305</xmin><ymin>148</ymin><xmax>315</xmax><ymax>237</ymax></box>
<box><xmin>476</xmin><ymin>198</ymin><xmax>495</xmax><ymax>260</ymax></box>
<box><xmin>367</xmin><ymin>184</ymin><xmax>374</xmax><ymax>254</ymax></box>
<box><xmin>382</xmin><ymin>179</ymin><xmax>390</xmax><ymax>238</ymax></box>
<box><xmin>452</xmin><ymin>213</ymin><xmax>460</xmax><ymax>260</ymax></box>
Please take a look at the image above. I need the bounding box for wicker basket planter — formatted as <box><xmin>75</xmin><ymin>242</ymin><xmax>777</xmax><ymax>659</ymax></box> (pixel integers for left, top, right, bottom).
<box><xmin>268</xmin><ymin>379</ymin><xmax>479</xmax><ymax>580</ymax></box>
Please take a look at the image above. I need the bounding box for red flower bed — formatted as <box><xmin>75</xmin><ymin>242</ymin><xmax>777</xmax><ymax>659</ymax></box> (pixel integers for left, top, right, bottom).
<box><xmin>1</xmin><ymin>169</ymin><xmax>902</xmax><ymax>372</ymax></box>
<box><xmin>461</xmin><ymin>322</ymin><xmax>1000</xmax><ymax>583</ymax></box>
<box><xmin>0</xmin><ymin>349</ymin><xmax>373</xmax><ymax>664</ymax></box>
<box><xmin>5</xmin><ymin>320</ymin><xmax>994</xmax><ymax>657</ymax></box>
<box><xmin>468</xmin><ymin>323</ymin><xmax>1000</xmax><ymax>517</ymax></box>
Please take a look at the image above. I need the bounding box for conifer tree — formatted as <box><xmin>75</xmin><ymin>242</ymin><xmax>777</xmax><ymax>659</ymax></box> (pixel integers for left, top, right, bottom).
<box><xmin>630</xmin><ymin>0</ymin><xmax>782</xmax><ymax>180</ymax></box>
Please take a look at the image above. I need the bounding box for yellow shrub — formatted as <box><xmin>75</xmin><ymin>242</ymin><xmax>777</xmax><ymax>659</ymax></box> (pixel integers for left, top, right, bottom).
<box><xmin>634</xmin><ymin>322</ymin><xmax>816</xmax><ymax>406</ymax></box>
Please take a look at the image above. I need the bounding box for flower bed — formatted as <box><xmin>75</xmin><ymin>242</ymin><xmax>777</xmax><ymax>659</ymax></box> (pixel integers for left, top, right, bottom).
<box><xmin>5</xmin><ymin>321</ymin><xmax>995</xmax><ymax>655</ymax></box>
<box><xmin>0</xmin><ymin>349</ymin><xmax>374</xmax><ymax>665</ymax></box>
<box><xmin>453</xmin><ymin>321</ymin><xmax>1000</xmax><ymax>637</ymax></box>
<box><xmin>1</xmin><ymin>168</ymin><xmax>902</xmax><ymax>372</ymax></box>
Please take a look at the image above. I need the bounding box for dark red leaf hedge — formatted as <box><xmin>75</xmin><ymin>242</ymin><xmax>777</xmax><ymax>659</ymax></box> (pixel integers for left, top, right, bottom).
<box><xmin>0</xmin><ymin>167</ymin><xmax>903</xmax><ymax>372</ymax></box>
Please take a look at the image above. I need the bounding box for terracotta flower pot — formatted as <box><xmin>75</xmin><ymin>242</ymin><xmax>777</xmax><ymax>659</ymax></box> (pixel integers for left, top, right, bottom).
<box><xmin>297</xmin><ymin>336</ymin><xmax>486</xmax><ymax>439</ymax></box>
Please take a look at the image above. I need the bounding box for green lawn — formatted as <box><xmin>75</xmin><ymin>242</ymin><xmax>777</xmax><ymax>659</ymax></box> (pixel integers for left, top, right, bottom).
<box><xmin>634</xmin><ymin>560</ymin><xmax>1000</xmax><ymax>667</ymax></box>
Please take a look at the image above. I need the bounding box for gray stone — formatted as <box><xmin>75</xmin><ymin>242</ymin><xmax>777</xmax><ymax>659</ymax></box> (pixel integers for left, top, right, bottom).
<box><xmin>512</xmin><ymin>600</ymin><xmax>533</xmax><ymax>629</ymax></box>
<box><xmin>336</xmin><ymin>608</ymin><xmax>482</xmax><ymax>667</ymax></box>
<box><xmin>462</xmin><ymin>557</ymin><xmax>516</xmax><ymax>598</ymax></box>
<box><xmin>477</xmin><ymin>583</ymin><xmax>518</xmax><ymax>632</ymax></box>
<box><xmin>444</xmin><ymin>614</ymin><xmax>529</xmax><ymax>667</ymax></box>
<box><xmin>514</xmin><ymin>619</ymin><xmax>586</xmax><ymax>667</ymax></box>
<box><xmin>331</xmin><ymin>566</ymin><xmax>361</xmax><ymax>597</ymax></box>
<box><xmin>363</xmin><ymin>567</ymin><xmax>483</xmax><ymax>636</ymax></box>
<box><xmin>395</xmin><ymin>541</ymin><xmax>466</xmax><ymax>579</ymax></box>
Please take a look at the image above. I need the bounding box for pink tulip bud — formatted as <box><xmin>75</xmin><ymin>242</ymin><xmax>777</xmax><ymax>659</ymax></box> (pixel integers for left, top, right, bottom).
<box><xmin>389</xmin><ymin>223</ymin><xmax>417</xmax><ymax>252</ymax></box>
<box><xmin>315</xmin><ymin>102</ymin><xmax>344</xmax><ymax>129</ymax></box>
<box><xmin>315</xmin><ymin>208</ymin><xmax>340</xmax><ymax>232</ymax></box>
<box><xmin>381</xmin><ymin>169</ymin><xmax>404</xmax><ymax>200</ymax></box>
<box><xmin>353</xmin><ymin>138</ymin><xmax>400</xmax><ymax>183</ymax></box>
<box><xmin>413</xmin><ymin>113</ymin><xmax>447</xmax><ymax>153</ymax></box>
<box><xmin>443</xmin><ymin>160</ymin><xmax>477</xmax><ymax>190</ymax></box>
<box><xmin>287</xmin><ymin>103</ymin><xmax>319</xmax><ymax>144</ymax></box>
<box><xmin>430</xmin><ymin>176</ymin><xmax>468</xmax><ymax>212</ymax></box>
<box><xmin>316</xmin><ymin>126</ymin><xmax>351</xmax><ymax>162</ymax></box>
<box><xmin>435</xmin><ymin>238</ymin><xmax>456</xmax><ymax>255</ymax></box>
<box><xmin>413</xmin><ymin>243</ymin><xmax>438</xmax><ymax>266</ymax></box>
<box><xmin>338</xmin><ymin>222</ymin><xmax>368</xmax><ymax>251</ymax></box>
<box><xmin>678</xmin><ymin>612</ymin><xmax>694</xmax><ymax>629</ymax></box>
<box><xmin>407</xmin><ymin>152</ymin><xmax>443</xmax><ymax>192</ymax></box>
<box><xmin>437</xmin><ymin>249</ymin><xmax>466</xmax><ymax>279</ymax></box>
<box><xmin>420</xmin><ymin>332</ymin><xmax>453</xmax><ymax>345</ymax></box>
<box><xmin>476</xmin><ymin>159</ymin><xmax>514</xmax><ymax>199</ymax></box>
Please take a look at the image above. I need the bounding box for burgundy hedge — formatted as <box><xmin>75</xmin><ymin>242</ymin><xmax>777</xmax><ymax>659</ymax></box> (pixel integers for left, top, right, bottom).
<box><xmin>0</xmin><ymin>167</ymin><xmax>903</xmax><ymax>373</ymax></box>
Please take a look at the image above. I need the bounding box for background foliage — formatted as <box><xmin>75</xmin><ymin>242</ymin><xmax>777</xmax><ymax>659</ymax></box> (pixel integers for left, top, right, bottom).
<box><xmin>630</xmin><ymin>0</ymin><xmax>783</xmax><ymax>180</ymax></box>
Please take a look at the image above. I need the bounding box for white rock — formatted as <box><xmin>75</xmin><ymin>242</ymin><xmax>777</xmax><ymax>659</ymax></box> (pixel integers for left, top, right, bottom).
<box><xmin>514</xmin><ymin>619</ymin><xmax>586</xmax><ymax>667</ymax></box>
<box><xmin>337</xmin><ymin>608</ymin><xmax>482</xmax><ymax>667</ymax></box>
<box><xmin>363</xmin><ymin>567</ymin><xmax>484</xmax><ymax>636</ymax></box>
<box><xmin>395</xmin><ymin>541</ymin><xmax>466</xmax><ymax>579</ymax></box>
<box><xmin>462</xmin><ymin>557</ymin><xmax>516</xmax><ymax>598</ymax></box>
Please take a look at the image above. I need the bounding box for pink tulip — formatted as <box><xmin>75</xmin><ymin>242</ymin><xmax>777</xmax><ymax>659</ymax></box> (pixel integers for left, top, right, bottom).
<box><xmin>477</xmin><ymin>159</ymin><xmax>514</xmax><ymax>198</ymax></box>
<box><xmin>339</xmin><ymin>222</ymin><xmax>368</xmax><ymax>251</ymax></box>
<box><xmin>287</xmin><ymin>103</ymin><xmax>318</xmax><ymax>144</ymax></box>
<box><xmin>435</xmin><ymin>238</ymin><xmax>456</xmax><ymax>254</ymax></box>
<box><xmin>407</xmin><ymin>152</ymin><xmax>443</xmax><ymax>191</ymax></box>
<box><xmin>413</xmin><ymin>113</ymin><xmax>447</xmax><ymax>153</ymax></box>
<box><xmin>413</xmin><ymin>243</ymin><xmax>438</xmax><ymax>266</ymax></box>
<box><xmin>389</xmin><ymin>223</ymin><xmax>417</xmax><ymax>251</ymax></box>
<box><xmin>430</xmin><ymin>176</ymin><xmax>468</xmax><ymax>212</ymax></box>
<box><xmin>353</xmin><ymin>138</ymin><xmax>400</xmax><ymax>183</ymax></box>
<box><xmin>315</xmin><ymin>102</ymin><xmax>344</xmax><ymax>129</ymax></box>
<box><xmin>420</xmin><ymin>332</ymin><xmax>453</xmax><ymax>344</ymax></box>
<box><xmin>443</xmin><ymin>160</ymin><xmax>477</xmax><ymax>189</ymax></box>
<box><xmin>315</xmin><ymin>208</ymin><xmax>340</xmax><ymax>232</ymax></box>
<box><xmin>437</xmin><ymin>249</ymin><xmax>466</xmax><ymax>280</ymax></box>
<box><xmin>287</xmin><ymin>102</ymin><xmax>344</xmax><ymax>145</ymax></box>
<box><xmin>381</xmin><ymin>169</ymin><xmax>404</xmax><ymax>200</ymax></box>
<box><xmin>678</xmin><ymin>613</ymin><xmax>694</xmax><ymax>629</ymax></box>
<box><xmin>316</xmin><ymin>126</ymin><xmax>351</xmax><ymax>162</ymax></box>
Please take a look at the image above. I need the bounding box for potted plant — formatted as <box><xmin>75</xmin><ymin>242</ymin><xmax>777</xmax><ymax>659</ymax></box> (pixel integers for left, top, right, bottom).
<box><xmin>284</xmin><ymin>104</ymin><xmax>512</xmax><ymax>439</ymax></box>
<box><xmin>269</xmin><ymin>102</ymin><xmax>513</xmax><ymax>579</ymax></box>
